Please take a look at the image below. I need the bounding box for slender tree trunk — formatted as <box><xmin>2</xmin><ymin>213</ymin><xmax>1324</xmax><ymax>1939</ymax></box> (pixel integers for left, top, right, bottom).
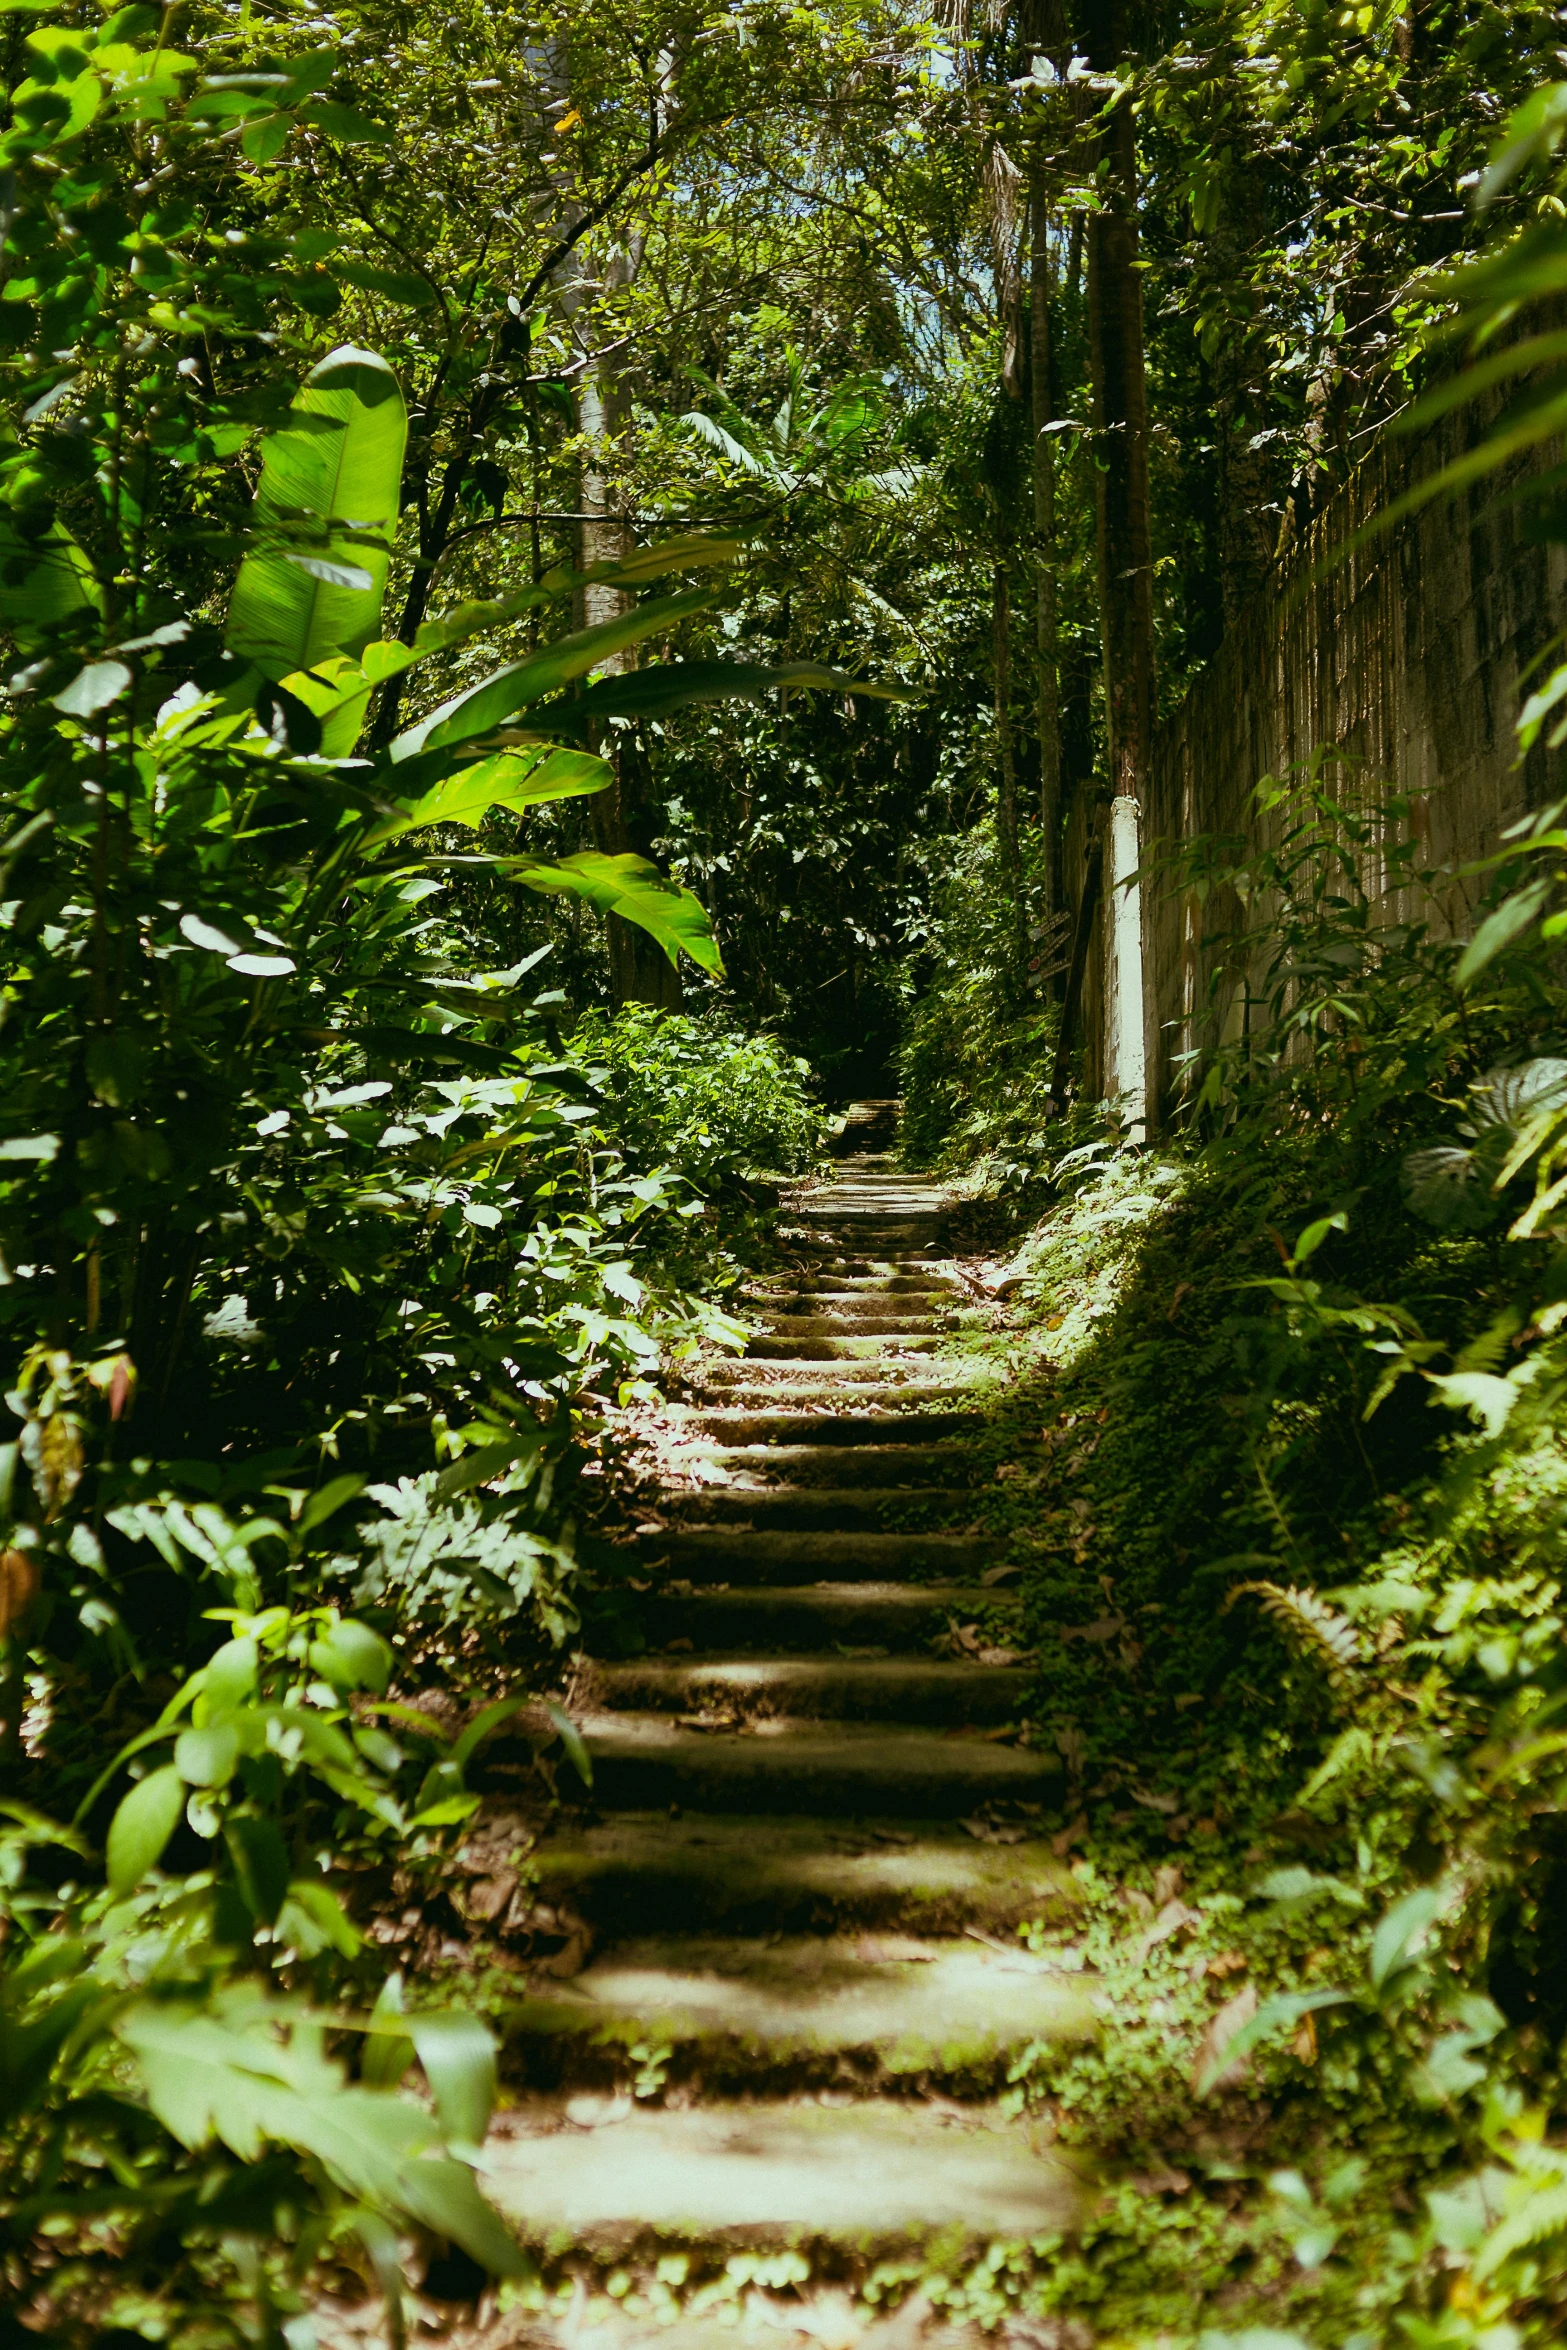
<box><xmin>1024</xmin><ymin>0</ymin><xmax>1068</xmax><ymax>922</ymax></box>
<box><xmin>574</xmin><ymin>347</ymin><xmax>683</xmax><ymax>1011</ymax></box>
<box><xmin>993</xmin><ymin>564</ymin><xmax>1025</xmax><ymax>985</ymax></box>
<box><xmin>1084</xmin><ymin>0</ymin><xmax>1153</xmax><ymax>1129</ymax></box>
<box><xmin>1029</xmin><ymin>175</ymin><xmax>1061</xmax><ymax>913</ymax></box>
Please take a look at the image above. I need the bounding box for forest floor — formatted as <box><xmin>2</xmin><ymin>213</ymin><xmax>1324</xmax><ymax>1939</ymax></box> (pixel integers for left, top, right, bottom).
<box><xmin>349</xmin><ymin>1104</ymin><xmax>1336</xmax><ymax>2350</ymax></box>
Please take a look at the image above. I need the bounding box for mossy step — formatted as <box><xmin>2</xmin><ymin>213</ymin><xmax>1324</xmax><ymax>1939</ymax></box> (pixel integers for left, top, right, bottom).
<box><xmin>706</xmin><ymin>1443</ymin><xmax>980</xmax><ymax>1489</ymax></box>
<box><xmin>588</xmin><ymin>1654</ymin><xmax>1031</xmax><ymax>1724</ymax></box>
<box><xmin>753</xmin><ymin>1276</ymin><xmax>962</xmax><ymax>1298</ymax></box>
<box><xmin>678</xmin><ymin>1410</ymin><xmax>986</xmax><ymax>1447</ymax></box>
<box><xmin>744</xmin><ymin>1334</ymin><xmax>946</xmax><ymax>1361</ymax></box>
<box><xmin>647</xmin><ymin>1527</ymin><xmax>999</xmax><ymax>1583</ymax></box>
<box><xmin>670</xmin><ymin>1486</ymin><xmax>970</xmax><ymax>1532</ymax></box>
<box><xmin>694</xmin><ymin>1359</ymin><xmax>986</xmax><ymax>1390</ymax></box>
<box><xmin>504</xmin><ymin>1933</ymin><xmax>1093</xmax><ymax>2093</ymax></box>
<box><xmin>483</xmin><ymin>2099</ymin><xmax>1082</xmax><ymax>2254</ymax></box>
<box><xmin>642</xmin><ymin>1578</ymin><xmax>1012</xmax><ymax>1654</ymax></box>
<box><xmin>580</xmin><ymin>1712</ymin><xmax>1060</xmax><ymax>1817</ymax></box>
<box><xmin>752</xmin><ymin>1303</ymin><xmax>948</xmax><ymax>1330</ymax></box>
<box><xmin>531</xmin><ymin>1811</ymin><xmax>1077</xmax><ymax>1935</ymax></box>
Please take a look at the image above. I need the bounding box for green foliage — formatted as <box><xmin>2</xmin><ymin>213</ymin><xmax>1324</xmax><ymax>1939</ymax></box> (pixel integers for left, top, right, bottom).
<box><xmin>899</xmin><ymin>818</ymin><xmax>1058</xmax><ymax>1186</ymax></box>
<box><xmin>571</xmin><ymin>1004</ymin><xmax>826</xmax><ymax>1193</ymax></box>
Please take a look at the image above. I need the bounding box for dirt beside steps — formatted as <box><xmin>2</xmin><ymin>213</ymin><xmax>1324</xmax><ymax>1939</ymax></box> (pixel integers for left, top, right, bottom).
<box><xmin>472</xmin><ymin>1114</ymin><xmax>1089</xmax><ymax>2348</ymax></box>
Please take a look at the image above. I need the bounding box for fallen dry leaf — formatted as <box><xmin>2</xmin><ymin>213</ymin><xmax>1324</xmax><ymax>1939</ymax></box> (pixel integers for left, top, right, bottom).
<box><xmin>961</xmin><ymin>1813</ymin><xmax>1029</xmax><ymax>1845</ymax></box>
<box><xmin>1128</xmin><ymin>2164</ymin><xmax>1193</xmax><ymax>2196</ymax></box>
<box><xmin>981</xmin><ymin>1561</ymin><xmax>1023</xmax><ymax>1586</ymax></box>
<box><xmin>1207</xmin><ymin>1949</ymin><xmax>1248</xmax><ymax>1980</ymax></box>
<box><xmin>1292</xmin><ymin>2010</ymin><xmax>1319</xmax><ymax>2063</ymax></box>
<box><xmin>459</xmin><ymin>1870</ymin><xmax>518</xmax><ymax>1924</ymax></box>
<box><xmin>0</xmin><ymin>1547</ymin><xmax>39</xmax><ymax>1639</ymax></box>
<box><xmin>1191</xmin><ymin>1981</ymin><xmax>1259</xmax><ymax>2095</ymax></box>
<box><xmin>1060</xmin><ymin>1615</ymin><xmax>1127</xmax><ymax>1646</ymax></box>
<box><xmin>1050</xmin><ymin>1814</ymin><xmax>1088</xmax><ymax>1857</ymax></box>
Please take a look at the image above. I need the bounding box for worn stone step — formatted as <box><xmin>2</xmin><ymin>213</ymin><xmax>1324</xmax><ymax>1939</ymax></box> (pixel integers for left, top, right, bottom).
<box><xmin>677</xmin><ymin>1408</ymin><xmax>986</xmax><ymax>1446</ymax></box>
<box><xmin>531</xmin><ymin>1811</ymin><xmax>1075</xmax><ymax>1936</ymax></box>
<box><xmin>646</xmin><ymin>1527</ymin><xmax>998</xmax><ymax>1583</ymax></box>
<box><xmin>642</xmin><ymin>1578</ymin><xmax>1010</xmax><ymax>1653</ymax></box>
<box><xmin>761</xmin><ymin>1287</ymin><xmax>967</xmax><ymax>1306</ymax></box>
<box><xmin>693</xmin><ymin>1359</ymin><xmax>984</xmax><ymax>1391</ymax></box>
<box><xmin>588</xmin><ymin>1654</ymin><xmax>1031</xmax><ymax>1724</ymax></box>
<box><xmin>669</xmin><ymin>1486</ymin><xmax>970</xmax><ymax>1532</ymax></box>
<box><xmin>707</xmin><ymin>1443</ymin><xmax>980</xmax><ymax>1489</ymax></box>
<box><xmin>752</xmin><ymin>1302</ymin><xmax>948</xmax><ymax>1330</ymax></box>
<box><xmin>483</xmin><ymin>2100</ymin><xmax>1082</xmax><ymax>2254</ymax></box>
<box><xmin>744</xmin><ymin>1333</ymin><xmax>946</xmax><ymax>1362</ymax></box>
<box><xmin>580</xmin><ymin>1713</ymin><xmax>1059</xmax><ymax>1817</ymax></box>
<box><xmin>504</xmin><ymin>1934</ymin><xmax>1093</xmax><ymax>2094</ymax></box>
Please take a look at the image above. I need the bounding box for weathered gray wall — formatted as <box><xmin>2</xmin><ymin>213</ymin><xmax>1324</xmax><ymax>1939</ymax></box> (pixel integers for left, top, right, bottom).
<box><xmin>1064</xmin><ymin>409</ymin><xmax>1567</xmax><ymax>1123</ymax></box>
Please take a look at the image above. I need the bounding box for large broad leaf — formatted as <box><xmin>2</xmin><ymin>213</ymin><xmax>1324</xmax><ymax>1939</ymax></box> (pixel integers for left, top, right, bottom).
<box><xmin>225</xmin><ymin>347</ymin><xmax>408</xmax><ymax>754</ymax></box>
<box><xmin>408</xmin><ymin>534</ymin><xmax>744</xmax><ymax>665</ymax></box>
<box><xmin>361</xmin><ymin>747</ymin><xmax>610</xmax><ymax>850</ymax></box>
<box><xmin>552</xmin><ymin>657</ymin><xmax>913</xmax><ymax>733</ymax></box>
<box><xmin>389</xmin><ymin>587</ymin><xmax>713</xmax><ymax>762</ymax></box>
<box><xmin>116</xmin><ymin>1988</ymin><xmax>527</xmax><ymax>2275</ymax></box>
<box><xmin>0</xmin><ymin>514</ymin><xmax>103</xmax><ymax>643</ymax></box>
<box><xmin>105</xmin><ymin>1764</ymin><xmax>186</xmax><ymax>1895</ymax></box>
<box><xmin>506</xmin><ymin>849</ymin><xmax>722</xmax><ymax>975</ymax></box>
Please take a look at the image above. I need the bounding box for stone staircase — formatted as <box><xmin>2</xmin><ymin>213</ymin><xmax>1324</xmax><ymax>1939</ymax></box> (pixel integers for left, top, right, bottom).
<box><xmin>481</xmin><ymin>1108</ymin><xmax>1088</xmax><ymax>2332</ymax></box>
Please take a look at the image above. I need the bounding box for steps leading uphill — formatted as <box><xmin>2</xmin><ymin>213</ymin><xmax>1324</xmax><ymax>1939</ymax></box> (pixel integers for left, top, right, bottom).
<box><xmin>481</xmin><ymin>1103</ymin><xmax>1088</xmax><ymax>2332</ymax></box>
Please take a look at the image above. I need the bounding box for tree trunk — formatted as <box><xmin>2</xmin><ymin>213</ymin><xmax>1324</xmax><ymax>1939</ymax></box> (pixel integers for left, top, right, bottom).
<box><xmin>1023</xmin><ymin>0</ymin><xmax>1068</xmax><ymax>921</ymax></box>
<box><xmin>1083</xmin><ymin>0</ymin><xmax>1153</xmax><ymax>1130</ymax></box>
<box><xmin>1029</xmin><ymin>172</ymin><xmax>1061</xmax><ymax>914</ymax></box>
<box><xmin>574</xmin><ymin>353</ymin><xmax>683</xmax><ymax>1011</ymax></box>
<box><xmin>993</xmin><ymin>564</ymin><xmax>1025</xmax><ymax>986</ymax></box>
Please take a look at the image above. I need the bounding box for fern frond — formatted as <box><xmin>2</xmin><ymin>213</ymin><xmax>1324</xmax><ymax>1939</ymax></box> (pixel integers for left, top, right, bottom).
<box><xmin>1475</xmin><ymin>2176</ymin><xmax>1567</xmax><ymax>2279</ymax></box>
<box><xmin>1298</xmin><ymin>1723</ymin><xmax>1377</xmax><ymax>1803</ymax></box>
<box><xmin>1228</xmin><ymin>1579</ymin><xmax>1366</xmax><ymax>1693</ymax></box>
<box><xmin>1255</xmin><ymin>1457</ymin><xmax>1303</xmax><ymax>1566</ymax></box>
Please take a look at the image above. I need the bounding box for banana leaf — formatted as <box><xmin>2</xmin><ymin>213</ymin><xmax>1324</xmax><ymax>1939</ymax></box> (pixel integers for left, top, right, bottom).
<box><xmin>388</xmin><ymin>586</ymin><xmax>713</xmax><ymax>762</ymax></box>
<box><xmin>501</xmin><ymin>849</ymin><xmax>723</xmax><ymax>975</ymax></box>
<box><xmin>537</xmin><ymin>657</ymin><xmax>914</xmax><ymax>735</ymax></box>
<box><xmin>0</xmin><ymin>514</ymin><xmax>103</xmax><ymax>643</ymax></box>
<box><xmin>226</xmin><ymin>347</ymin><xmax>408</xmax><ymax>754</ymax></box>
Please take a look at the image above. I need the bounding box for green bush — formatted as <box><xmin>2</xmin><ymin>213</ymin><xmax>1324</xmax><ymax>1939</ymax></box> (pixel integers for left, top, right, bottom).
<box><xmin>899</xmin><ymin>820</ymin><xmax>1058</xmax><ymax>1188</ymax></box>
<box><xmin>571</xmin><ymin>1005</ymin><xmax>826</xmax><ymax>1193</ymax></box>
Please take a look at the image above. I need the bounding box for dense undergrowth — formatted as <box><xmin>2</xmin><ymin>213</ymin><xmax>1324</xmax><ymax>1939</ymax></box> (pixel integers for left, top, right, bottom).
<box><xmin>0</xmin><ymin>11</ymin><xmax>835</xmax><ymax>2337</ymax></box>
<box><xmin>899</xmin><ymin>774</ymin><xmax>1567</xmax><ymax>2343</ymax></box>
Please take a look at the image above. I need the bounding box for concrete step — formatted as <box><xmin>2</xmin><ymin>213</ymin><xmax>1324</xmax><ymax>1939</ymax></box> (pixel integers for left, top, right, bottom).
<box><xmin>504</xmin><ymin>1934</ymin><xmax>1093</xmax><ymax>2094</ymax></box>
<box><xmin>483</xmin><ymin>2099</ymin><xmax>1082</xmax><ymax>2254</ymax></box>
<box><xmin>531</xmin><ymin>1811</ymin><xmax>1076</xmax><ymax>1935</ymax></box>
<box><xmin>753</xmin><ymin>1276</ymin><xmax>963</xmax><ymax>1298</ymax></box>
<box><xmin>744</xmin><ymin>1334</ymin><xmax>946</xmax><ymax>1361</ymax></box>
<box><xmin>751</xmin><ymin>1303</ymin><xmax>949</xmax><ymax>1330</ymax></box>
<box><xmin>677</xmin><ymin>1409</ymin><xmax>986</xmax><ymax>1446</ymax></box>
<box><xmin>580</xmin><ymin>1713</ymin><xmax>1059</xmax><ymax>1816</ymax></box>
<box><xmin>643</xmin><ymin>1579</ymin><xmax>1005</xmax><ymax>1652</ymax></box>
<box><xmin>669</xmin><ymin>1486</ymin><xmax>970</xmax><ymax>1532</ymax></box>
<box><xmin>589</xmin><ymin>1654</ymin><xmax>1032</xmax><ymax>1724</ymax></box>
<box><xmin>707</xmin><ymin>1443</ymin><xmax>980</xmax><ymax>1489</ymax></box>
<box><xmin>646</xmin><ymin>1528</ymin><xmax>999</xmax><ymax>1583</ymax></box>
<box><xmin>692</xmin><ymin>1359</ymin><xmax>985</xmax><ymax>1390</ymax></box>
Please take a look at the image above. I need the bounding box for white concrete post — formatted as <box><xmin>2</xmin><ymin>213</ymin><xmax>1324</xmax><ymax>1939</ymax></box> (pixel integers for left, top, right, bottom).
<box><xmin>1104</xmin><ymin>791</ymin><xmax>1147</xmax><ymax>1141</ymax></box>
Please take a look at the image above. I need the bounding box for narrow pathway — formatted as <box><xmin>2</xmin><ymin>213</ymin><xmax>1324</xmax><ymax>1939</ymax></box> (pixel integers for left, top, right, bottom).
<box><xmin>485</xmin><ymin>1105</ymin><xmax>1089</xmax><ymax>2335</ymax></box>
